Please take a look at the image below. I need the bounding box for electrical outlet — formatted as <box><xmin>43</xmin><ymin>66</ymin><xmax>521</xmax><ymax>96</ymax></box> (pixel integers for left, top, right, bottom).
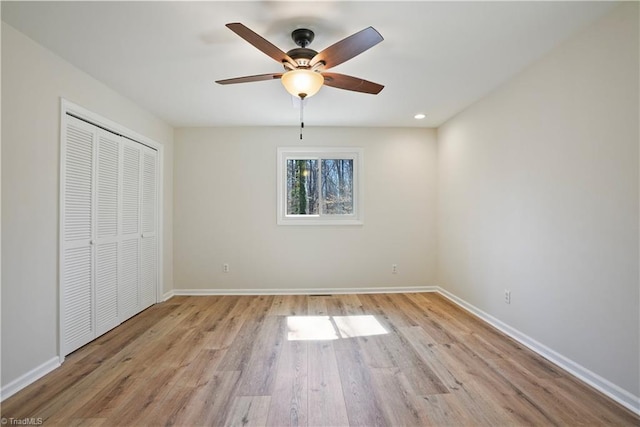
<box><xmin>392</xmin><ymin>264</ymin><xmax>398</xmax><ymax>274</ymax></box>
<box><xmin>223</xmin><ymin>263</ymin><xmax>230</xmax><ymax>273</ymax></box>
<box><xmin>504</xmin><ymin>289</ymin><xmax>511</xmax><ymax>304</ymax></box>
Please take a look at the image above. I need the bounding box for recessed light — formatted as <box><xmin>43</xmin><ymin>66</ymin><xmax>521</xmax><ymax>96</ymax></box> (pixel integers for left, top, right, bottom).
<box><xmin>414</xmin><ymin>113</ymin><xmax>426</xmax><ymax>119</ymax></box>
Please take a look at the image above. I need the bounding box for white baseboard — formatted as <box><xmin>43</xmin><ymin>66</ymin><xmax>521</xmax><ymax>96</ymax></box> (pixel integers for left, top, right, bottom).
<box><xmin>171</xmin><ymin>286</ymin><xmax>438</xmax><ymax>296</ymax></box>
<box><xmin>1</xmin><ymin>357</ymin><xmax>60</xmax><ymax>402</ymax></box>
<box><xmin>436</xmin><ymin>287</ymin><xmax>640</xmax><ymax>416</ymax></box>
<box><xmin>162</xmin><ymin>290</ymin><xmax>175</xmax><ymax>301</ymax></box>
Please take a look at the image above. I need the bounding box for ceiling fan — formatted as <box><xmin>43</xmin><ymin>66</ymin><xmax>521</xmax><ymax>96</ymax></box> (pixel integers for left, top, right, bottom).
<box><xmin>216</xmin><ymin>23</ymin><xmax>385</xmax><ymax>99</ymax></box>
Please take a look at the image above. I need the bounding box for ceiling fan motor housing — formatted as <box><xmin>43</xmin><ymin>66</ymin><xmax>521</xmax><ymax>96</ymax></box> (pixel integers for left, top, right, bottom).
<box><xmin>285</xmin><ymin>48</ymin><xmax>317</xmax><ymax>67</ymax></box>
<box><xmin>287</xmin><ymin>29</ymin><xmax>318</xmax><ymax>67</ymax></box>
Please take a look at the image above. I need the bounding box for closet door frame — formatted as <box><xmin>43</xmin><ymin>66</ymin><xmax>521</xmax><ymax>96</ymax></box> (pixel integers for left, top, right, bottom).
<box><xmin>59</xmin><ymin>99</ymin><xmax>164</xmax><ymax>363</ymax></box>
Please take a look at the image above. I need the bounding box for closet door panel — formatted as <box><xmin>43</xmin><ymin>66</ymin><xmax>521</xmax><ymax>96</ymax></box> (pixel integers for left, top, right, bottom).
<box><xmin>140</xmin><ymin>148</ymin><xmax>158</xmax><ymax>309</ymax></box>
<box><xmin>62</xmin><ymin>246</ymin><xmax>93</xmax><ymax>353</ymax></box>
<box><xmin>140</xmin><ymin>236</ymin><xmax>157</xmax><ymax>309</ymax></box>
<box><xmin>63</xmin><ymin>122</ymin><xmax>94</xmax><ymax>243</ymax></box>
<box><xmin>95</xmin><ymin>242</ymin><xmax>119</xmax><ymax>334</ymax></box>
<box><xmin>96</xmin><ymin>133</ymin><xmax>119</xmax><ymax>239</ymax></box>
<box><xmin>122</xmin><ymin>144</ymin><xmax>140</xmax><ymax>237</ymax></box>
<box><xmin>141</xmin><ymin>149</ymin><xmax>157</xmax><ymax>235</ymax></box>
<box><xmin>61</xmin><ymin>118</ymin><xmax>95</xmax><ymax>354</ymax></box>
<box><xmin>94</xmin><ymin>132</ymin><xmax>120</xmax><ymax>335</ymax></box>
<box><xmin>120</xmin><ymin>238</ymin><xmax>140</xmax><ymax>321</ymax></box>
<box><xmin>120</xmin><ymin>140</ymin><xmax>142</xmax><ymax>320</ymax></box>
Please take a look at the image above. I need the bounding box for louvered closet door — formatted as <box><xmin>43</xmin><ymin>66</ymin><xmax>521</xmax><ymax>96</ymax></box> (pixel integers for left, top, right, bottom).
<box><xmin>95</xmin><ymin>130</ymin><xmax>121</xmax><ymax>335</ymax></box>
<box><xmin>62</xmin><ymin>111</ymin><xmax>160</xmax><ymax>356</ymax></box>
<box><xmin>120</xmin><ymin>139</ymin><xmax>141</xmax><ymax>322</ymax></box>
<box><xmin>140</xmin><ymin>147</ymin><xmax>158</xmax><ymax>310</ymax></box>
<box><xmin>61</xmin><ymin>116</ymin><xmax>96</xmax><ymax>355</ymax></box>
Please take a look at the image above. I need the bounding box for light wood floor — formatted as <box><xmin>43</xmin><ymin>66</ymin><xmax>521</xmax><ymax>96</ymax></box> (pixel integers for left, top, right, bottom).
<box><xmin>2</xmin><ymin>293</ymin><xmax>638</xmax><ymax>426</ymax></box>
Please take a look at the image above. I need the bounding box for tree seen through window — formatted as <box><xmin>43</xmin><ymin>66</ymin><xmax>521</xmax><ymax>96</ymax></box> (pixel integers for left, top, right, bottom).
<box><xmin>286</xmin><ymin>158</ymin><xmax>353</xmax><ymax>216</ymax></box>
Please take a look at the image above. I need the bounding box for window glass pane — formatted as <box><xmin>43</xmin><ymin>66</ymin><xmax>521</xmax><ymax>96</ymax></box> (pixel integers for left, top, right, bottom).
<box><xmin>286</xmin><ymin>159</ymin><xmax>319</xmax><ymax>215</ymax></box>
<box><xmin>321</xmin><ymin>159</ymin><xmax>353</xmax><ymax>215</ymax></box>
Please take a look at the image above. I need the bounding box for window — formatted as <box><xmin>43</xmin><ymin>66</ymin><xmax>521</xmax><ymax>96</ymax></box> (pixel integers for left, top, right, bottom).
<box><xmin>277</xmin><ymin>147</ymin><xmax>363</xmax><ymax>225</ymax></box>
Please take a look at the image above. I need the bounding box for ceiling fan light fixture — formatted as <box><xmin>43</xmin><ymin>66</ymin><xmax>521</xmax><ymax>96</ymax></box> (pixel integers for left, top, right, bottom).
<box><xmin>281</xmin><ymin>69</ymin><xmax>324</xmax><ymax>99</ymax></box>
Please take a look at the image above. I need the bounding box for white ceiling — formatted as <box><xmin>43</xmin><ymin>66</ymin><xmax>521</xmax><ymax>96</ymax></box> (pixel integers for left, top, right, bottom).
<box><xmin>2</xmin><ymin>1</ymin><xmax>615</xmax><ymax>128</ymax></box>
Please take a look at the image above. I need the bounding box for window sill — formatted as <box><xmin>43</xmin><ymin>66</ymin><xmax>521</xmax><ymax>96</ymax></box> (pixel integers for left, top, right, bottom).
<box><xmin>277</xmin><ymin>217</ymin><xmax>364</xmax><ymax>226</ymax></box>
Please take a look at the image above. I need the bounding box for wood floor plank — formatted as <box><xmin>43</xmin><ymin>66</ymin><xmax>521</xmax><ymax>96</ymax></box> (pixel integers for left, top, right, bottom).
<box><xmin>173</xmin><ymin>370</ymin><xmax>243</xmax><ymax>426</ymax></box>
<box><xmin>424</xmin><ymin>385</ymin><xmax>512</xmax><ymax>426</ymax></box>
<box><xmin>420</xmin><ymin>392</ymin><xmax>478</xmax><ymax>426</ymax></box>
<box><xmin>51</xmin><ymin>418</ymin><xmax>108</xmax><ymax>427</ymax></box>
<box><xmin>389</xmin><ymin>335</ymin><xmax>450</xmax><ymax>396</ymax></box>
<box><xmin>359</xmin><ymin>293</ymin><xmax>419</xmax><ymax>329</ymax></box>
<box><xmin>216</xmin><ymin>296</ymin><xmax>275</xmax><ymax>372</ymax></box>
<box><xmin>2</xmin><ymin>293</ymin><xmax>637</xmax><ymax>427</ymax></box>
<box><xmin>105</xmin><ymin>367</ymin><xmax>176</xmax><ymax>426</ymax></box>
<box><xmin>265</xmin><ymin>339</ymin><xmax>308</xmax><ymax>426</ymax></box>
<box><xmin>463</xmin><ymin>379</ymin><xmax>561</xmax><ymax>426</ymax></box>
<box><xmin>550</xmin><ymin>375</ymin><xmax>640</xmax><ymax>426</ymax></box>
<box><xmin>430</xmin><ymin>341</ymin><xmax>517</xmax><ymax>399</ymax></box>
<box><xmin>395</xmin><ymin>293</ymin><xmax>461</xmax><ymax>344</ymax></box>
<box><xmin>399</xmin><ymin>325</ymin><xmax>463</xmax><ymax>391</ymax></box>
<box><xmin>307</xmin><ymin>341</ymin><xmax>349</xmax><ymax>427</ymax></box>
<box><xmin>0</xmin><ymin>304</ymin><xmax>181</xmax><ymax>421</ymax></box>
<box><xmin>405</xmin><ymin>292</ymin><xmax>475</xmax><ymax>335</ymax></box>
<box><xmin>158</xmin><ymin>327</ymin><xmax>208</xmax><ymax>370</ymax></box>
<box><xmin>268</xmin><ymin>294</ymin><xmax>308</xmax><ymax>316</ymax></box>
<box><xmin>0</xmin><ymin>359</ymin><xmax>100</xmax><ymax>420</ymax></box>
<box><xmin>32</xmin><ymin>353</ymin><xmax>150</xmax><ymax>424</ymax></box>
<box><xmin>334</xmin><ymin>338</ymin><xmax>389</xmax><ymax>426</ymax></box>
<box><xmin>307</xmin><ymin>295</ymin><xmax>329</xmax><ymax>316</ymax></box>
<box><xmin>143</xmin><ymin>384</ymin><xmax>198</xmax><ymax>426</ymax></box>
<box><xmin>76</xmin><ymin>301</ymin><xmax>182</xmax><ymax>365</ymax></box>
<box><xmin>350</xmin><ymin>316</ymin><xmax>449</xmax><ymax>395</ymax></box>
<box><xmin>204</xmin><ymin>295</ymin><xmax>253</xmax><ymax>349</ymax></box>
<box><xmin>325</xmin><ymin>294</ymin><xmax>365</xmax><ymax>316</ymax></box>
<box><xmin>486</xmin><ymin>356</ymin><xmax>599</xmax><ymax>425</ymax></box>
<box><xmin>237</xmin><ymin>315</ymin><xmax>286</xmax><ymax>396</ymax></box>
<box><xmin>170</xmin><ymin>348</ymin><xmax>227</xmax><ymax>388</ymax></box>
<box><xmin>61</xmin><ymin>362</ymin><xmax>142</xmax><ymax>420</ymax></box>
<box><xmin>369</xmin><ymin>367</ymin><xmax>430</xmax><ymax>426</ymax></box>
<box><xmin>414</xmin><ymin>293</ymin><xmax>564</xmax><ymax>380</ymax></box>
<box><xmin>224</xmin><ymin>396</ymin><xmax>271</xmax><ymax>427</ymax></box>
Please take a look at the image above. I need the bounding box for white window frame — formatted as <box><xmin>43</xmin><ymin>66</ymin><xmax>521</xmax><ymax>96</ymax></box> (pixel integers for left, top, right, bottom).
<box><xmin>277</xmin><ymin>147</ymin><xmax>364</xmax><ymax>226</ymax></box>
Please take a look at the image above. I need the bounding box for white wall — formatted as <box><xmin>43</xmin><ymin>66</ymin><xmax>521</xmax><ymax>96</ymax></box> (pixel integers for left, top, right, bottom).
<box><xmin>437</xmin><ymin>2</ymin><xmax>639</xmax><ymax>400</ymax></box>
<box><xmin>174</xmin><ymin>127</ymin><xmax>437</xmax><ymax>292</ymax></box>
<box><xmin>1</xmin><ymin>23</ymin><xmax>174</xmax><ymax>389</ymax></box>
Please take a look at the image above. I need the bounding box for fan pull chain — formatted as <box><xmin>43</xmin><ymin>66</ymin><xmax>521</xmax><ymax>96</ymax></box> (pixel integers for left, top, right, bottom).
<box><xmin>299</xmin><ymin>94</ymin><xmax>306</xmax><ymax>140</ymax></box>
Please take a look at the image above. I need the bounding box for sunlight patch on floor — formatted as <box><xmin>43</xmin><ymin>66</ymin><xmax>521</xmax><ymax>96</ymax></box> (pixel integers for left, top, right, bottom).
<box><xmin>286</xmin><ymin>315</ymin><xmax>388</xmax><ymax>341</ymax></box>
<box><xmin>287</xmin><ymin>316</ymin><xmax>340</xmax><ymax>341</ymax></box>
<box><xmin>332</xmin><ymin>315</ymin><xmax>388</xmax><ymax>338</ymax></box>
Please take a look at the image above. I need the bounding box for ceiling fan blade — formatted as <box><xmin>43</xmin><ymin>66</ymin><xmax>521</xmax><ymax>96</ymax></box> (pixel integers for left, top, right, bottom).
<box><xmin>226</xmin><ymin>23</ymin><xmax>297</xmax><ymax>68</ymax></box>
<box><xmin>322</xmin><ymin>72</ymin><xmax>384</xmax><ymax>94</ymax></box>
<box><xmin>216</xmin><ymin>73</ymin><xmax>283</xmax><ymax>85</ymax></box>
<box><xmin>310</xmin><ymin>27</ymin><xmax>383</xmax><ymax>70</ymax></box>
